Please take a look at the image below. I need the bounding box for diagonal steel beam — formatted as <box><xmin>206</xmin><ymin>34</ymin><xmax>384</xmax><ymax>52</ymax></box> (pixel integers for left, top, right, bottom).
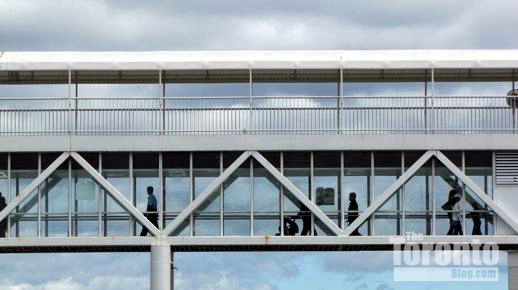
<box><xmin>251</xmin><ymin>151</ymin><xmax>344</xmax><ymax>236</ymax></box>
<box><xmin>0</xmin><ymin>152</ymin><xmax>70</xmax><ymax>224</ymax></box>
<box><xmin>162</xmin><ymin>151</ymin><xmax>252</xmax><ymax>236</ymax></box>
<box><xmin>70</xmin><ymin>152</ymin><xmax>161</xmax><ymax>237</ymax></box>
<box><xmin>343</xmin><ymin>150</ymin><xmax>435</xmax><ymax>236</ymax></box>
<box><xmin>435</xmin><ymin>151</ymin><xmax>518</xmax><ymax>234</ymax></box>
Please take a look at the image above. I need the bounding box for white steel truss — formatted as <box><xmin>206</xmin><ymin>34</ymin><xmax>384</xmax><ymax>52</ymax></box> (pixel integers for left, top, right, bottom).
<box><xmin>0</xmin><ymin>152</ymin><xmax>70</xmax><ymax>224</ymax></box>
<box><xmin>343</xmin><ymin>150</ymin><xmax>518</xmax><ymax>236</ymax></box>
<box><xmin>1</xmin><ymin>150</ymin><xmax>517</xmax><ymax>240</ymax></box>
<box><xmin>70</xmin><ymin>152</ymin><xmax>161</xmax><ymax>237</ymax></box>
<box><xmin>162</xmin><ymin>151</ymin><xmax>343</xmax><ymax>236</ymax></box>
<box><xmin>0</xmin><ymin>152</ymin><xmax>161</xmax><ymax>237</ymax></box>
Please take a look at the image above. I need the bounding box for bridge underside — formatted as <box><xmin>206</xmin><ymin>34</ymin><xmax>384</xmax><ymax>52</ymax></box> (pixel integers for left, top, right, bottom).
<box><xmin>1</xmin><ymin>236</ymin><xmax>518</xmax><ymax>253</ymax></box>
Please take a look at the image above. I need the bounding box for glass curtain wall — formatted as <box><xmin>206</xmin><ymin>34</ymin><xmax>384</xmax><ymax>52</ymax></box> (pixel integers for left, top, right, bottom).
<box><xmin>253</xmin><ymin>152</ymin><xmax>280</xmax><ymax>236</ymax></box>
<box><xmin>373</xmin><ymin>152</ymin><xmax>402</xmax><ymax>235</ymax></box>
<box><xmin>313</xmin><ymin>152</ymin><xmax>340</xmax><ymax>235</ymax></box>
<box><xmin>0</xmin><ymin>154</ymin><xmax>7</xmax><ymax>238</ymax></box>
<box><xmin>434</xmin><ymin>151</ymin><xmax>463</xmax><ymax>235</ymax></box>
<box><xmin>223</xmin><ymin>152</ymin><xmax>250</xmax><ymax>236</ymax></box>
<box><xmin>133</xmin><ymin>153</ymin><xmax>159</xmax><ymax>235</ymax></box>
<box><xmin>343</xmin><ymin>151</ymin><xmax>371</xmax><ymax>235</ymax></box>
<box><xmin>283</xmin><ymin>152</ymin><xmax>312</xmax><ymax>236</ymax></box>
<box><xmin>72</xmin><ymin>154</ymin><xmax>99</xmax><ymax>237</ymax></box>
<box><xmin>10</xmin><ymin>154</ymin><xmax>39</xmax><ymax>237</ymax></box>
<box><xmin>163</xmin><ymin>152</ymin><xmax>190</xmax><ymax>236</ymax></box>
<box><xmin>464</xmin><ymin>151</ymin><xmax>494</xmax><ymax>235</ymax></box>
<box><xmin>403</xmin><ymin>151</ymin><xmax>432</xmax><ymax>235</ymax></box>
<box><xmin>102</xmin><ymin>153</ymin><xmax>130</xmax><ymax>236</ymax></box>
<box><xmin>40</xmin><ymin>154</ymin><xmax>69</xmax><ymax>237</ymax></box>
<box><xmin>193</xmin><ymin>152</ymin><xmax>221</xmax><ymax>236</ymax></box>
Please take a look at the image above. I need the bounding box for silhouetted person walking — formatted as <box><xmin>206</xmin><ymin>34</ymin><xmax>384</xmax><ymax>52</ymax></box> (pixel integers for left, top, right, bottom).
<box><xmin>140</xmin><ymin>186</ymin><xmax>158</xmax><ymax>236</ymax></box>
<box><xmin>347</xmin><ymin>192</ymin><xmax>361</xmax><ymax>236</ymax></box>
<box><xmin>0</xmin><ymin>192</ymin><xmax>7</xmax><ymax>238</ymax></box>
<box><xmin>450</xmin><ymin>193</ymin><xmax>463</xmax><ymax>235</ymax></box>
<box><xmin>471</xmin><ymin>204</ymin><xmax>482</xmax><ymax>235</ymax></box>
<box><xmin>296</xmin><ymin>204</ymin><xmax>316</xmax><ymax>236</ymax></box>
<box><xmin>442</xmin><ymin>190</ymin><xmax>457</xmax><ymax>235</ymax></box>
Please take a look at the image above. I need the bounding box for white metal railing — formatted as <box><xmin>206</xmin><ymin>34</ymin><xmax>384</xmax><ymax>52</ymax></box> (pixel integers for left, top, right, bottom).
<box><xmin>0</xmin><ymin>96</ymin><xmax>517</xmax><ymax>135</ymax></box>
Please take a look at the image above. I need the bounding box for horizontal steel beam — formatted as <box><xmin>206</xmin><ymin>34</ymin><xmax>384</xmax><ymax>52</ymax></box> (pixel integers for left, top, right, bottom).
<box><xmin>2</xmin><ymin>235</ymin><xmax>518</xmax><ymax>253</ymax></box>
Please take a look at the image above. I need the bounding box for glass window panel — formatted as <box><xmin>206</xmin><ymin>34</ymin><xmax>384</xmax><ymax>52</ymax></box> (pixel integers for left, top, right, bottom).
<box><xmin>75</xmin><ymin>218</ymin><xmax>98</xmax><ymax>237</ymax></box>
<box><xmin>253</xmin><ymin>153</ymin><xmax>280</xmax><ymax>236</ymax></box>
<box><xmin>193</xmin><ymin>215</ymin><xmax>220</xmax><ymax>236</ymax></box>
<box><xmin>102</xmin><ymin>154</ymin><xmax>130</xmax><ymax>237</ymax></box>
<box><xmin>11</xmin><ymin>218</ymin><xmax>37</xmax><ymax>238</ymax></box>
<box><xmin>164</xmin><ymin>153</ymin><xmax>190</xmax><ymax>214</ymax></box>
<box><xmin>41</xmin><ymin>170</ymin><xmax>69</xmax><ymax>214</ymax></box>
<box><xmin>192</xmin><ymin>152</ymin><xmax>221</xmax><ymax>236</ymax></box>
<box><xmin>224</xmin><ymin>168</ymin><xmax>250</xmax><ymax>213</ymax></box>
<box><xmin>374</xmin><ymin>152</ymin><xmax>401</xmax><ymax>212</ymax></box>
<box><xmin>223</xmin><ymin>153</ymin><xmax>250</xmax><ymax>236</ymax></box>
<box><xmin>73</xmin><ymin>169</ymin><xmax>99</xmax><ymax>214</ymax></box>
<box><xmin>314</xmin><ymin>152</ymin><xmax>340</xmax><ymax>227</ymax></box>
<box><xmin>374</xmin><ymin>213</ymin><xmax>401</xmax><ymax>235</ymax></box>
<box><xmin>224</xmin><ymin>218</ymin><xmax>249</xmax><ymax>236</ymax></box>
<box><xmin>46</xmin><ymin>218</ymin><xmax>68</xmax><ymax>237</ymax></box>
<box><xmin>284</xmin><ymin>152</ymin><xmax>310</xmax><ymax>215</ymax></box>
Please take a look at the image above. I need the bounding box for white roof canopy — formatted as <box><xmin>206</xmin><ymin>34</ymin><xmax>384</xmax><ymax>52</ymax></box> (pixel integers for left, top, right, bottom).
<box><xmin>1</xmin><ymin>50</ymin><xmax>518</xmax><ymax>71</ymax></box>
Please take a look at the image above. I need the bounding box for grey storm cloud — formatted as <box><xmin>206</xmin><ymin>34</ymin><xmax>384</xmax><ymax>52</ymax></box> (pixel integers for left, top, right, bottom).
<box><xmin>0</xmin><ymin>0</ymin><xmax>517</xmax><ymax>50</ymax></box>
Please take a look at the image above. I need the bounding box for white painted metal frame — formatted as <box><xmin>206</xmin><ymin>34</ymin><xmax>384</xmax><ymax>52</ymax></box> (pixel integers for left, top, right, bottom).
<box><xmin>70</xmin><ymin>152</ymin><xmax>161</xmax><ymax>237</ymax></box>
<box><xmin>163</xmin><ymin>151</ymin><xmax>344</xmax><ymax>236</ymax></box>
<box><xmin>435</xmin><ymin>151</ymin><xmax>518</xmax><ymax>233</ymax></box>
<box><xmin>251</xmin><ymin>151</ymin><xmax>343</xmax><ymax>236</ymax></box>
<box><xmin>344</xmin><ymin>150</ymin><xmax>518</xmax><ymax>236</ymax></box>
<box><xmin>0</xmin><ymin>152</ymin><xmax>70</xmax><ymax>224</ymax></box>
<box><xmin>343</xmin><ymin>151</ymin><xmax>435</xmax><ymax>236</ymax></box>
<box><xmin>163</xmin><ymin>151</ymin><xmax>252</xmax><ymax>236</ymax></box>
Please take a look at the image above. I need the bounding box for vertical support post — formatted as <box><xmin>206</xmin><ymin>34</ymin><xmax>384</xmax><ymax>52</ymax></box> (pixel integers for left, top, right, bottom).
<box><xmin>6</xmin><ymin>153</ymin><xmax>10</xmax><ymax>238</ymax></box>
<box><xmin>159</xmin><ymin>70</ymin><xmax>165</xmax><ymax>135</ymax></box>
<box><xmin>68</xmin><ymin>158</ymin><xmax>72</xmax><ymax>236</ymax></box>
<box><xmin>310</xmin><ymin>151</ymin><xmax>315</xmax><ymax>235</ymax></box>
<box><xmin>37</xmin><ymin>153</ymin><xmax>41</xmax><ymax>238</ymax></box>
<box><xmin>129</xmin><ymin>153</ymin><xmax>134</xmax><ymax>236</ymax></box>
<box><xmin>219</xmin><ymin>152</ymin><xmax>224</xmax><ymax>236</ymax></box>
<box><xmin>431</xmin><ymin>67</ymin><xmax>435</xmax><ymax>133</ymax></box>
<box><xmin>280</xmin><ymin>152</ymin><xmax>284</xmax><ymax>236</ymax></box>
<box><xmin>401</xmin><ymin>152</ymin><xmax>405</xmax><ymax>235</ymax></box>
<box><xmin>336</xmin><ymin>68</ymin><xmax>344</xmax><ymax>134</ymax></box>
<box><xmin>159</xmin><ymin>152</ymin><xmax>164</xmax><ymax>230</ymax></box>
<box><xmin>462</xmin><ymin>151</ymin><xmax>470</xmax><ymax>236</ymax></box>
<box><xmin>424</xmin><ymin>69</ymin><xmax>428</xmax><ymax>133</ymax></box>
<box><xmin>150</xmin><ymin>242</ymin><xmax>171</xmax><ymax>290</ymax></box>
<box><xmin>249</xmin><ymin>68</ymin><xmax>253</xmax><ymax>134</ymax></box>
<box><xmin>98</xmin><ymin>153</ymin><xmax>103</xmax><ymax>237</ymax></box>
<box><xmin>68</xmin><ymin>69</ymin><xmax>72</xmax><ymax>135</ymax></box>
<box><xmin>74</xmin><ymin>72</ymin><xmax>78</xmax><ymax>134</ymax></box>
<box><xmin>250</xmin><ymin>158</ymin><xmax>254</xmax><ymax>236</ymax></box>
<box><xmin>189</xmin><ymin>152</ymin><xmax>194</xmax><ymax>236</ymax></box>
<box><xmin>431</xmin><ymin>157</ymin><xmax>436</xmax><ymax>235</ymax></box>
<box><xmin>340</xmin><ymin>151</ymin><xmax>344</xmax><ymax>230</ymax></box>
<box><xmin>369</xmin><ymin>151</ymin><xmax>375</xmax><ymax>235</ymax></box>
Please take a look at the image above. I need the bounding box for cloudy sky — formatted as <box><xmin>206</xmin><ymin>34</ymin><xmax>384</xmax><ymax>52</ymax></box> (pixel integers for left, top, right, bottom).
<box><xmin>0</xmin><ymin>0</ymin><xmax>517</xmax><ymax>289</ymax></box>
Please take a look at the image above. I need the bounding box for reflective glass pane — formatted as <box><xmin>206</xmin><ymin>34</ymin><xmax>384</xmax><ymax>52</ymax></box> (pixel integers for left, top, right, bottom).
<box><xmin>223</xmin><ymin>153</ymin><xmax>250</xmax><ymax>236</ymax></box>
<box><xmin>253</xmin><ymin>153</ymin><xmax>280</xmax><ymax>236</ymax></box>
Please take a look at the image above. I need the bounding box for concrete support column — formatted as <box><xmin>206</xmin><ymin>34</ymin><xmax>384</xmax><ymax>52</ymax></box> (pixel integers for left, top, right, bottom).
<box><xmin>151</xmin><ymin>241</ymin><xmax>171</xmax><ymax>290</ymax></box>
<box><xmin>510</xmin><ymin>251</ymin><xmax>518</xmax><ymax>290</ymax></box>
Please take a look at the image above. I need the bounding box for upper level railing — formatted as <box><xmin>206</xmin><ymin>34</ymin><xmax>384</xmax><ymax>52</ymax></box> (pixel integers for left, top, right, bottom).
<box><xmin>0</xmin><ymin>96</ymin><xmax>517</xmax><ymax>135</ymax></box>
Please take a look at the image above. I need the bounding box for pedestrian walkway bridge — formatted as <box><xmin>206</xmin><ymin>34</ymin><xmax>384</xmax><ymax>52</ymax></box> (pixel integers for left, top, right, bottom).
<box><xmin>1</xmin><ymin>50</ymin><xmax>518</xmax><ymax>289</ymax></box>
